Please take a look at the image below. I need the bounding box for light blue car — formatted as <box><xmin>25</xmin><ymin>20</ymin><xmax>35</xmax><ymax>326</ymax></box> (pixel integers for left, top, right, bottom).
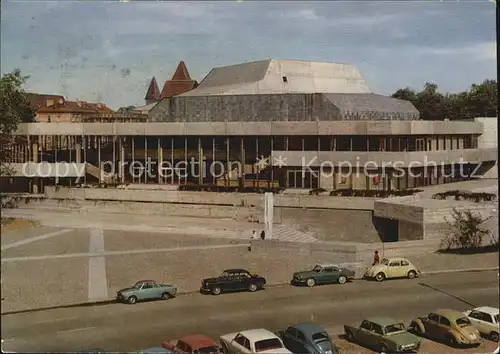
<box><xmin>116</xmin><ymin>280</ymin><xmax>177</xmax><ymax>304</ymax></box>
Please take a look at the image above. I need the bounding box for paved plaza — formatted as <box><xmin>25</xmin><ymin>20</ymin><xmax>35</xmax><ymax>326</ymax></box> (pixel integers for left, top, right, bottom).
<box><xmin>1</xmin><ymin>218</ymin><xmax>499</xmax><ymax>313</ymax></box>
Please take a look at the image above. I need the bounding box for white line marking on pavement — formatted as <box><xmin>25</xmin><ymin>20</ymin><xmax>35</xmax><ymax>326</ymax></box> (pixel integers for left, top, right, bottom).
<box><xmin>34</xmin><ymin>316</ymin><xmax>78</xmax><ymax>325</ymax></box>
<box><xmin>1</xmin><ymin>244</ymin><xmax>246</xmax><ymax>262</ymax></box>
<box><xmin>88</xmin><ymin>229</ymin><xmax>108</xmax><ymax>301</ymax></box>
<box><xmin>56</xmin><ymin>326</ymin><xmax>96</xmax><ymax>334</ymax></box>
<box><xmin>1</xmin><ymin>229</ymin><xmax>73</xmax><ymax>251</ymax></box>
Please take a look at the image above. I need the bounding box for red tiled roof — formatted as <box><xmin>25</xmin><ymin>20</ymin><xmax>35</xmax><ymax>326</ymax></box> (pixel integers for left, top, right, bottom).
<box><xmin>145</xmin><ymin>77</ymin><xmax>161</xmax><ymax>101</ymax></box>
<box><xmin>160</xmin><ymin>80</ymin><xmax>198</xmax><ymax>99</ymax></box>
<box><xmin>26</xmin><ymin>93</ymin><xmax>65</xmax><ymax>110</ymax></box>
<box><xmin>171</xmin><ymin>61</ymin><xmax>191</xmax><ymax>81</ymax></box>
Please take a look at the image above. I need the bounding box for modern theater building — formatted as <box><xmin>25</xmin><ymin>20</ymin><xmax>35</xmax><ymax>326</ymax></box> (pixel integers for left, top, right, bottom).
<box><xmin>6</xmin><ymin>59</ymin><xmax>497</xmax><ymax>193</ymax></box>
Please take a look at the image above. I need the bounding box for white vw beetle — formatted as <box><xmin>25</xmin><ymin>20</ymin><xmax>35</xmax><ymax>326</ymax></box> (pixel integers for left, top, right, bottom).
<box><xmin>220</xmin><ymin>329</ymin><xmax>292</xmax><ymax>354</ymax></box>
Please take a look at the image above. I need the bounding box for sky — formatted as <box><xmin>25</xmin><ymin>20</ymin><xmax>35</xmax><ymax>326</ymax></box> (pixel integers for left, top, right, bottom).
<box><xmin>1</xmin><ymin>0</ymin><xmax>497</xmax><ymax>110</ymax></box>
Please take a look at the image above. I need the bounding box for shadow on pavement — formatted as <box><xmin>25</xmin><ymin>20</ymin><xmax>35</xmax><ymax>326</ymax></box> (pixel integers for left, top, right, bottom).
<box><xmin>418</xmin><ymin>282</ymin><xmax>477</xmax><ymax>307</ymax></box>
<box><xmin>1</xmin><ymin>299</ymin><xmax>117</xmax><ymax>316</ymax></box>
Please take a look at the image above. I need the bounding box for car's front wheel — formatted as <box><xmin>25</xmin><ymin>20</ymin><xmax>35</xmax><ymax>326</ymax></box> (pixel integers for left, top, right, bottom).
<box><xmin>379</xmin><ymin>343</ymin><xmax>389</xmax><ymax>353</ymax></box>
<box><xmin>408</xmin><ymin>270</ymin><xmax>417</xmax><ymax>279</ymax></box>
<box><xmin>161</xmin><ymin>292</ymin><xmax>171</xmax><ymax>300</ymax></box>
<box><xmin>491</xmin><ymin>331</ymin><xmax>499</xmax><ymax>342</ymax></box>
<box><xmin>212</xmin><ymin>287</ymin><xmax>222</xmax><ymax>295</ymax></box>
<box><xmin>306</xmin><ymin>278</ymin><xmax>316</xmax><ymax>287</ymax></box>
<box><xmin>127</xmin><ymin>296</ymin><xmax>137</xmax><ymax>304</ymax></box>
<box><xmin>338</xmin><ymin>275</ymin><xmax>347</xmax><ymax>284</ymax></box>
<box><xmin>447</xmin><ymin>335</ymin><xmax>458</xmax><ymax>347</ymax></box>
<box><xmin>248</xmin><ymin>283</ymin><xmax>258</xmax><ymax>292</ymax></box>
<box><xmin>375</xmin><ymin>273</ymin><xmax>385</xmax><ymax>282</ymax></box>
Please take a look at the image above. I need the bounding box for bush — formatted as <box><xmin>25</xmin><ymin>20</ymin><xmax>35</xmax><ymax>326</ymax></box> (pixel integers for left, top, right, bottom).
<box><xmin>440</xmin><ymin>208</ymin><xmax>491</xmax><ymax>250</ymax></box>
<box><xmin>309</xmin><ymin>188</ymin><xmax>327</xmax><ymax>195</ymax></box>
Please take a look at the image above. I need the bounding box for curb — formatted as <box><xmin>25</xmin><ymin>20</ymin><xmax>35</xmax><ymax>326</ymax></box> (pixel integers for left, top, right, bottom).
<box><xmin>350</xmin><ymin>266</ymin><xmax>498</xmax><ymax>279</ymax></box>
<box><xmin>2</xmin><ymin>267</ymin><xmax>497</xmax><ymax>315</ymax></box>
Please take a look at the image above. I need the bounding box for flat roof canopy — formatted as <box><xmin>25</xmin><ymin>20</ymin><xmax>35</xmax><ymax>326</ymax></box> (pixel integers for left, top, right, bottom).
<box><xmin>13</xmin><ymin>120</ymin><xmax>483</xmax><ymax>136</ymax></box>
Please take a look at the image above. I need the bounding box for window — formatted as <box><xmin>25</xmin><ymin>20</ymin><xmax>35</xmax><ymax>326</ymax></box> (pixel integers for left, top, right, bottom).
<box><xmin>285</xmin><ymin>327</ymin><xmax>298</xmax><ymax>339</ymax></box>
<box><xmin>360</xmin><ymin>321</ymin><xmax>372</xmax><ymax>330</ymax></box>
<box><xmin>428</xmin><ymin>313</ymin><xmax>439</xmax><ymax>322</ymax></box>
<box><xmin>401</xmin><ymin>260</ymin><xmax>409</xmax><ymax>266</ymax></box>
<box><xmin>389</xmin><ymin>261</ymin><xmax>401</xmax><ymax>267</ymax></box>
<box><xmin>177</xmin><ymin>341</ymin><xmax>191</xmax><ymax>353</ymax></box>
<box><xmin>313</xmin><ymin>265</ymin><xmax>323</xmax><ymax>272</ymax></box>
<box><xmin>254</xmin><ymin>339</ymin><xmax>283</xmax><ymax>352</ymax></box>
<box><xmin>439</xmin><ymin>316</ymin><xmax>451</xmax><ymax>326</ymax></box>
<box><xmin>282</xmin><ymin>76</ymin><xmax>288</xmax><ymax>83</ymax></box>
<box><xmin>384</xmin><ymin>323</ymin><xmax>405</xmax><ymax>334</ymax></box>
<box><xmin>296</xmin><ymin>330</ymin><xmax>306</xmax><ymax>343</ymax></box>
<box><xmin>495</xmin><ymin>315</ymin><xmax>499</xmax><ymax>324</ymax></box>
<box><xmin>235</xmin><ymin>334</ymin><xmax>248</xmax><ymax>348</ymax></box>
<box><xmin>324</xmin><ymin>267</ymin><xmax>333</xmax><ymax>273</ymax></box>
<box><xmin>372</xmin><ymin>324</ymin><xmax>384</xmax><ymax>335</ymax></box>
<box><xmin>456</xmin><ymin>317</ymin><xmax>471</xmax><ymax>327</ymax></box>
<box><xmin>380</xmin><ymin>259</ymin><xmax>389</xmax><ymax>265</ymax></box>
<box><xmin>312</xmin><ymin>332</ymin><xmax>329</xmax><ymax>342</ymax></box>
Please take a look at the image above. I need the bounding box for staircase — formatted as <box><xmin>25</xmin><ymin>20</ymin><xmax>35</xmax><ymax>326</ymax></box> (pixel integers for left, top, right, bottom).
<box><xmin>85</xmin><ymin>163</ymin><xmax>114</xmax><ymax>183</ymax></box>
<box><xmin>271</xmin><ymin>225</ymin><xmax>318</xmax><ymax>243</ymax></box>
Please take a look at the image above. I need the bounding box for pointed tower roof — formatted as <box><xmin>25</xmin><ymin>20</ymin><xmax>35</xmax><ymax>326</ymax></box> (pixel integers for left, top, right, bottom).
<box><xmin>160</xmin><ymin>61</ymin><xmax>198</xmax><ymax>99</ymax></box>
<box><xmin>171</xmin><ymin>61</ymin><xmax>192</xmax><ymax>81</ymax></box>
<box><xmin>145</xmin><ymin>77</ymin><xmax>160</xmax><ymax>101</ymax></box>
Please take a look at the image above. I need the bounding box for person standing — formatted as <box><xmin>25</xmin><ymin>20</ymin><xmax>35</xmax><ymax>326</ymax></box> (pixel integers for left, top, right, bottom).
<box><xmin>248</xmin><ymin>230</ymin><xmax>256</xmax><ymax>251</ymax></box>
<box><xmin>373</xmin><ymin>250</ymin><xmax>380</xmax><ymax>266</ymax></box>
<box><xmin>260</xmin><ymin>230</ymin><xmax>266</xmax><ymax>240</ymax></box>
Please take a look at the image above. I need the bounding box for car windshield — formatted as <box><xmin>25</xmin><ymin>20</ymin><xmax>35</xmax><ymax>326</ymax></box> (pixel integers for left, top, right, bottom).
<box><xmin>196</xmin><ymin>346</ymin><xmax>220</xmax><ymax>354</ymax></box>
<box><xmin>384</xmin><ymin>323</ymin><xmax>406</xmax><ymax>335</ymax></box>
<box><xmin>133</xmin><ymin>283</ymin><xmax>143</xmax><ymax>289</ymax></box>
<box><xmin>495</xmin><ymin>314</ymin><xmax>499</xmax><ymax>323</ymax></box>
<box><xmin>313</xmin><ymin>265</ymin><xmax>322</xmax><ymax>272</ymax></box>
<box><xmin>380</xmin><ymin>259</ymin><xmax>389</xmax><ymax>265</ymax></box>
<box><xmin>254</xmin><ymin>339</ymin><xmax>283</xmax><ymax>352</ymax></box>
<box><xmin>456</xmin><ymin>317</ymin><xmax>471</xmax><ymax>327</ymax></box>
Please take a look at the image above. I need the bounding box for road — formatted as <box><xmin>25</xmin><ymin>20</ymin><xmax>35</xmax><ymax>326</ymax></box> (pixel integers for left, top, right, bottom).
<box><xmin>1</xmin><ymin>271</ymin><xmax>498</xmax><ymax>353</ymax></box>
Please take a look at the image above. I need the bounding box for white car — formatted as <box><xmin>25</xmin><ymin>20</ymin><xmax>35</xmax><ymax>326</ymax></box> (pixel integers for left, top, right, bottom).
<box><xmin>220</xmin><ymin>328</ymin><xmax>292</xmax><ymax>354</ymax></box>
<box><xmin>463</xmin><ymin>306</ymin><xmax>499</xmax><ymax>342</ymax></box>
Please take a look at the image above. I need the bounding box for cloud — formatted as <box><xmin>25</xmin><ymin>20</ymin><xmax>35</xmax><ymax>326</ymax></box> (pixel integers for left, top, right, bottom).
<box><xmin>424</xmin><ymin>41</ymin><xmax>496</xmax><ymax>61</ymax></box>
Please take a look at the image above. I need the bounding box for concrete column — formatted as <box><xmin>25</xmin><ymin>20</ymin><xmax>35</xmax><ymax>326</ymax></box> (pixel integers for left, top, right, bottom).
<box><xmin>198</xmin><ymin>137</ymin><xmax>203</xmax><ymax>185</ymax></box>
<box><xmin>98</xmin><ymin>136</ymin><xmax>102</xmax><ymax>184</ymax></box>
<box><xmin>120</xmin><ymin>138</ymin><xmax>125</xmax><ymax>184</ymax></box>
<box><xmin>158</xmin><ymin>137</ymin><xmax>162</xmax><ymax>184</ymax></box>
<box><xmin>212</xmin><ymin>137</ymin><xmax>216</xmax><ymax>185</ymax></box>
<box><xmin>144</xmin><ymin>137</ymin><xmax>148</xmax><ymax>184</ymax></box>
<box><xmin>75</xmin><ymin>142</ymin><xmax>82</xmax><ymax>163</ymax></box>
<box><xmin>226</xmin><ymin>137</ymin><xmax>230</xmax><ymax>187</ymax></box>
<box><xmin>184</xmin><ymin>138</ymin><xmax>187</xmax><ymax>185</ymax></box>
<box><xmin>131</xmin><ymin>137</ymin><xmax>135</xmax><ymax>183</ymax></box>
<box><xmin>171</xmin><ymin>137</ymin><xmax>174</xmax><ymax>185</ymax></box>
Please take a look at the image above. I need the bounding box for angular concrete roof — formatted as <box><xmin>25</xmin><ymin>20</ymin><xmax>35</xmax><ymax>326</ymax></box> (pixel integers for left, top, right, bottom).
<box><xmin>324</xmin><ymin>93</ymin><xmax>419</xmax><ymax>119</ymax></box>
<box><xmin>179</xmin><ymin>59</ymin><xmax>372</xmax><ymax>96</ymax></box>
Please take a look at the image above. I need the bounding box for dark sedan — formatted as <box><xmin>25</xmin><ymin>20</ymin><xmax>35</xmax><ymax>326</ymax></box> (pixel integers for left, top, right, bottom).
<box><xmin>200</xmin><ymin>269</ymin><xmax>266</xmax><ymax>295</ymax></box>
<box><xmin>277</xmin><ymin>323</ymin><xmax>339</xmax><ymax>354</ymax></box>
<box><xmin>292</xmin><ymin>264</ymin><xmax>355</xmax><ymax>287</ymax></box>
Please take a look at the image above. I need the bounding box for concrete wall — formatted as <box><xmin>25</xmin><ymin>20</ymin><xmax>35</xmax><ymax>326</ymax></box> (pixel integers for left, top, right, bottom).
<box><xmin>43</xmin><ymin>186</ymin><xmax>375</xmax><ymax>211</ymax></box>
<box><xmin>13</xmin><ymin>120</ymin><xmax>484</xmax><ymax>136</ymax></box>
<box><xmin>275</xmin><ymin>208</ymin><xmax>382</xmax><ymax>243</ymax></box>
<box><xmin>475</xmin><ymin>117</ymin><xmax>498</xmax><ymax>178</ymax></box>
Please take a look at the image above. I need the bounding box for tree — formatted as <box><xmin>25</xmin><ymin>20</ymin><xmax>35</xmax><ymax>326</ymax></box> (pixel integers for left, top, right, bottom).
<box><xmin>392</xmin><ymin>79</ymin><xmax>497</xmax><ymax>120</ymax></box>
<box><xmin>440</xmin><ymin>208</ymin><xmax>492</xmax><ymax>250</ymax></box>
<box><xmin>0</xmin><ymin>69</ymin><xmax>35</xmax><ymax>176</ymax></box>
<box><xmin>117</xmin><ymin>105</ymin><xmax>136</xmax><ymax>113</ymax></box>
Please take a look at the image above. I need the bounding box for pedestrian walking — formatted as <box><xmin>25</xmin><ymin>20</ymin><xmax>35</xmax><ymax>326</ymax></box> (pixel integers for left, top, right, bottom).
<box><xmin>372</xmin><ymin>250</ymin><xmax>380</xmax><ymax>266</ymax></box>
<box><xmin>260</xmin><ymin>230</ymin><xmax>265</xmax><ymax>240</ymax></box>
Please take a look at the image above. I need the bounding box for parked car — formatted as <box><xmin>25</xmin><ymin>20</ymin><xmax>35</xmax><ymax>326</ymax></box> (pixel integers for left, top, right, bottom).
<box><xmin>200</xmin><ymin>269</ymin><xmax>266</xmax><ymax>295</ymax></box>
<box><xmin>163</xmin><ymin>334</ymin><xmax>220</xmax><ymax>354</ymax></box>
<box><xmin>364</xmin><ymin>257</ymin><xmax>419</xmax><ymax>282</ymax></box>
<box><xmin>291</xmin><ymin>264</ymin><xmax>355</xmax><ymax>287</ymax></box>
<box><xmin>463</xmin><ymin>306</ymin><xmax>499</xmax><ymax>342</ymax></box>
<box><xmin>138</xmin><ymin>348</ymin><xmax>173</xmax><ymax>354</ymax></box>
<box><xmin>116</xmin><ymin>280</ymin><xmax>177</xmax><ymax>304</ymax></box>
<box><xmin>410</xmin><ymin>309</ymin><xmax>481</xmax><ymax>347</ymax></box>
<box><xmin>276</xmin><ymin>323</ymin><xmax>339</xmax><ymax>354</ymax></box>
<box><xmin>344</xmin><ymin>317</ymin><xmax>421</xmax><ymax>353</ymax></box>
<box><xmin>220</xmin><ymin>329</ymin><xmax>292</xmax><ymax>354</ymax></box>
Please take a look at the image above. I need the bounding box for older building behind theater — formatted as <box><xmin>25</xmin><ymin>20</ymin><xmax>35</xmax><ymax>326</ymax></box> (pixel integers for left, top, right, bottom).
<box><xmin>6</xmin><ymin>59</ymin><xmax>498</xmax><ymax>193</ymax></box>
